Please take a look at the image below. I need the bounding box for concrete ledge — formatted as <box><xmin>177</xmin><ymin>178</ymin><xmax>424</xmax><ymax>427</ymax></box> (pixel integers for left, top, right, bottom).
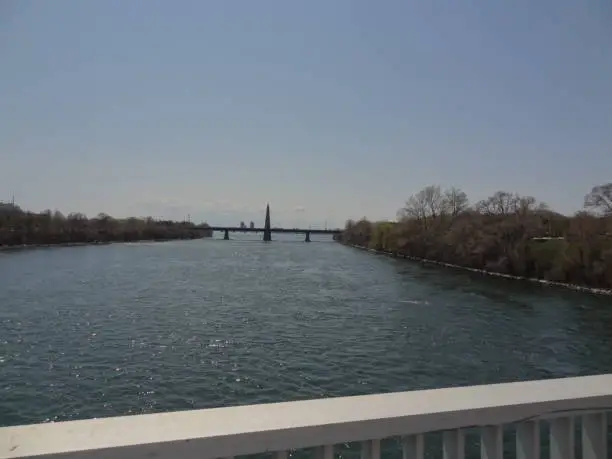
<box><xmin>2</xmin><ymin>374</ymin><xmax>612</xmax><ymax>459</ymax></box>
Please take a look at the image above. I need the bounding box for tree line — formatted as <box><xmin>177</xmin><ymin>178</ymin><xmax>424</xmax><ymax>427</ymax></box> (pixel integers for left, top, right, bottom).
<box><xmin>0</xmin><ymin>204</ymin><xmax>213</xmax><ymax>247</ymax></box>
<box><xmin>337</xmin><ymin>183</ymin><xmax>612</xmax><ymax>290</ymax></box>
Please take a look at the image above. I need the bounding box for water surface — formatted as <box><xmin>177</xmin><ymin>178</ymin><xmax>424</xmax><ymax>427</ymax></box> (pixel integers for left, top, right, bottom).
<box><xmin>1</xmin><ymin>234</ymin><xmax>611</xmax><ymax>427</ymax></box>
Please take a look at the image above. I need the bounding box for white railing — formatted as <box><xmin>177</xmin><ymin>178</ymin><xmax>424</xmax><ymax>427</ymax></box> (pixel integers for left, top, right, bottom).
<box><xmin>1</xmin><ymin>374</ymin><xmax>611</xmax><ymax>459</ymax></box>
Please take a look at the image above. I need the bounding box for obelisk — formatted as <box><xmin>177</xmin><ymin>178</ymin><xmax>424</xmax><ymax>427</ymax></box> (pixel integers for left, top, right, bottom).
<box><xmin>263</xmin><ymin>203</ymin><xmax>272</xmax><ymax>241</ymax></box>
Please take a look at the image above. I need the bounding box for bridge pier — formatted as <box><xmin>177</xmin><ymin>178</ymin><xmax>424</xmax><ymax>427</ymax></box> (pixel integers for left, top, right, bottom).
<box><xmin>223</xmin><ymin>229</ymin><xmax>229</xmax><ymax>240</ymax></box>
<box><xmin>305</xmin><ymin>231</ymin><xmax>311</xmax><ymax>242</ymax></box>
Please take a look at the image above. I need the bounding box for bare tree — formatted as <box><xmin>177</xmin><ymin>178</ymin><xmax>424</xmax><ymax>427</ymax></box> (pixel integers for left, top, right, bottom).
<box><xmin>398</xmin><ymin>185</ymin><xmax>445</xmax><ymax>221</ymax></box>
<box><xmin>442</xmin><ymin>187</ymin><xmax>469</xmax><ymax>216</ymax></box>
<box><xmin>423</xmin><ymin>185</ymin><xmax>444</xmax><ymax>218</ymax></box>
<box><xmin>67</xmin><ymin>212</ymin><xmax>88</xmax><ymax>232</ymax></box>
<box><xmin>67</xmin><ymin>212</ymin><xmax>87</xmax><ymax>221</ymax></box>
<box><xmin>476</xmin><ymin>191</ymin><xmax>520</xmax><ymax>215</ymax></box>
<box><xmin>516</xmin><ymin>196</ymin><xmax>549</xmax><ymax>215</ymax></box>
<box><xmin>398</xmin><ymin>193</ymin><xmax>427</xmax><ymax>221</ymax></box>
<box><xmin>584</xmin><ymin>183</ymin><xmax>612</xmax><ymax>216</ymax></box>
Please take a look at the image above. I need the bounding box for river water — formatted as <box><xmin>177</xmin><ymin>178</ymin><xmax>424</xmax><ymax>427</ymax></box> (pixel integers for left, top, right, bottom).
<box><xmin>1</xmin><ymin>235</ymin><xmax>611</xmax><ymax>433</ymax></box>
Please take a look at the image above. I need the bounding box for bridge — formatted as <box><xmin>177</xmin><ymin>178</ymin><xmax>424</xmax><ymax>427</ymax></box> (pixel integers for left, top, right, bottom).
<box><xmin>2</xmin><ymin>374</ymin><xmax>610</xmax><ymax>459</ymax></box>
<box><xmin>198</xmin><ymin>204</ymin><xmax>342</xmax><ymax>242</ymax></box>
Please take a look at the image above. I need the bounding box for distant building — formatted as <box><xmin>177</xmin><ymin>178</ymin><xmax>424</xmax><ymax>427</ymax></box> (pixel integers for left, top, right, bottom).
<box><xmin>249</xmin><ymin>221</ymin><xmax>255</xmax><ymax>229</ymax></box>
<box><xmin>0</xmin><ymin>201</ymin><xmax>23</xmax><ymax>215</ymax></box>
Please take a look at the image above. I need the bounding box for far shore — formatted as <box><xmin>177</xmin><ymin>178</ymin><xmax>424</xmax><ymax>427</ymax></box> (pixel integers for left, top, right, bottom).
<box><xmin>0</xmin><ymin>238</ymin><xmax>207</xmax><ymax>252</ymax></box>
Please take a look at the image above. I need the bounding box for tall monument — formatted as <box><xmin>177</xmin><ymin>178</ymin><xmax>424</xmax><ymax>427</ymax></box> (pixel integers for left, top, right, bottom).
<box><xmin>263</xmin><ymin>203</ymin><xmax>272</xmax><ymax>241</ymax></box>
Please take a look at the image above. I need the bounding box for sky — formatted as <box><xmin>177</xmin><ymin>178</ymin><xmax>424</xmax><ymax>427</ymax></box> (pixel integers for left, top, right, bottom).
<box><xmin>1</xmin><ymin>0</ymin><xmax>611</xmax><ymax>228</ymax></box>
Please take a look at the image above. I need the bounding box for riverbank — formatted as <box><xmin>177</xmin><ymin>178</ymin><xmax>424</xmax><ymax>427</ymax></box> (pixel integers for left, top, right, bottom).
<box><xmin>340</xmin><ymin>200</ymin><xmax>612</xmax><ymax>291</ymax></box>
<box><xmin>1</xmin><ymin>206</ymin><xmax>214</xmax><ymax>248</ymax></box>
<box><xmin>345</xmin><ymin>243</ymin><xmax>612</xmax><ymax>296</ymax></box>
<box><xmin>0</xmin><ymin>237</ymin><xmax>206</xmax><ymax>252</ymax></box>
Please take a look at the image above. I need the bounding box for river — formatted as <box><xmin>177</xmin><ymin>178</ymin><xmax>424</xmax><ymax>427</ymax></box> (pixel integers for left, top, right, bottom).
<box><xmin>1</xmin><ymin>234</ymin><xmax>611</xmax><ymax>430</ymax></box>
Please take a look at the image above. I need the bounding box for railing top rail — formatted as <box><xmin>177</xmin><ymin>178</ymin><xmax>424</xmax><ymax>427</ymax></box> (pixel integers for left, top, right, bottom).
<box><xmin>2</xmin><ymin>374</ymin><xmax>612</xmax><ymax>459</ymax></box>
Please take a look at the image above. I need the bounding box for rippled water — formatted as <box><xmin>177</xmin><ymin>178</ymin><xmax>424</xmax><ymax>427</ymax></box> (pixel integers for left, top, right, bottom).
<box><xmin>1</xmin><ymin>234</ymin><xmax>612</xmax><ymax>428</ymax></box>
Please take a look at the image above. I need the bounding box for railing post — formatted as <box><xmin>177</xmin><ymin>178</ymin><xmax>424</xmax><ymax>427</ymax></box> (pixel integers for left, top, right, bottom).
<box><xmin>442</xmin><ymin>430</ymin><xmax>464</xmax><ymax>459</ymax></box>
<box><xmin>372</xmin><ymin>439</ymin><xmax>380</xmax><ymax>459</ymax></box>
<box><xmin>481</xmin><ymin>425</ymin><xmax>503</xmax><ymax>459</ymax></box>
<box><xmin>550</xmin><ymin>417</ymin><xmax>575</xmax><ymax>459</ymax></box>
<box><xmin>402</xmin><ymin>434</ymin><xmax>424</xmax><ymax>459</ymax></box>
<box><xmin>361</xmin><ymin>439</ymin><xmax>380</xmax><ymax>459</ymax></box>
<box><xmin>516</xmin><ymin>421</ymin><xmax>540</xmax><ymax>459</ymax></box>
<box><xmin>316</xmin><ymin>445</ymin><xmax>334</xmax><ymax>459</ymax></box>
<box><xmin>582</xmin><ymin>413</ymin><xmax>607</xmax><ymax>459</ymax></box>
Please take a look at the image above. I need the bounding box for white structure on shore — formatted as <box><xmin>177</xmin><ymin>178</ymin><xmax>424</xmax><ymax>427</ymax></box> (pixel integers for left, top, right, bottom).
<box><xmin>1</xmin><ymin>374</ymin><xmax>610</xmax><ymax>459</ymax></box>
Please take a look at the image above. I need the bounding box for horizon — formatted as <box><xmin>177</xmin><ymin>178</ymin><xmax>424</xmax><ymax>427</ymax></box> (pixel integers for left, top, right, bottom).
<box><xmin>2</xmin><ymin>1</ymin><xmax>611</xmax><ymax>227</ymax></box>
<box><xmin>0</xmin><ymin>194</ymin><xmax>589</xmax><ymax>228</ymax></box>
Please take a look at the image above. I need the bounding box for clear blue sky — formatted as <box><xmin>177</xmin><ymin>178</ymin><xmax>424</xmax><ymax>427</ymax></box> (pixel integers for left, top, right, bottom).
<box><xmin>1</xmin><ymin>0</ymin><xmax>611</xmax><ymax>227</ymax></box>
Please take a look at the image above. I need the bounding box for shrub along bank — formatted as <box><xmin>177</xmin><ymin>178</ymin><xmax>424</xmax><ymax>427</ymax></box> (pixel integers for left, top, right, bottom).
<box><xmin>337</xmin><ymin>185</ymin><xmax>612</xmax><ymax>290</ymax></box>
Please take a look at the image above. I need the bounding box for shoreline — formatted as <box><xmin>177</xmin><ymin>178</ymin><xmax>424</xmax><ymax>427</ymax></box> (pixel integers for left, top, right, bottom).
<box><xmin>0</xmin><ymin>238</ymin><xmax>208</xmax><ymax>252</ymax></box>
<box><xmin>345</xmin><ymin>243</ymin><xmax>612</xmax><ymax>296</ymax></box>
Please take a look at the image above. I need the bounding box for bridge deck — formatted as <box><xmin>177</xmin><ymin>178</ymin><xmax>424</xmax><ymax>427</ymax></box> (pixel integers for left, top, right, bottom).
<box><xmin>203</xmin><ymin>227</ymin><xmax>341</xmax><ymax>234</ymax></box>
